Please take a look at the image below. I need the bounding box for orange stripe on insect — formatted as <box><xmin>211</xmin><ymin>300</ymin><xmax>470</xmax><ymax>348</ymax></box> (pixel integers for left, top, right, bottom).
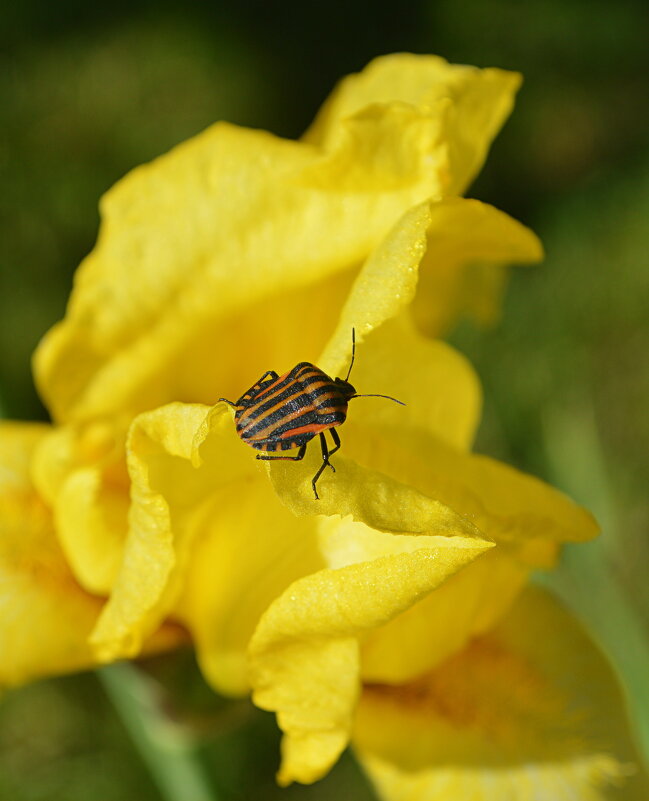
<box><xmin>244</xmin><ymin>405</ymin><xmax>318</xmax><ymax>441</ymax></box>
<box><xmin>237</xmin><ymin>379</ymin><xmax>331</xmax><ymax>436</ymax></box>
<box><xmin>278</xmin><ymin>422</ymin><xmax>330</xmax><ymax>439</ymax></box>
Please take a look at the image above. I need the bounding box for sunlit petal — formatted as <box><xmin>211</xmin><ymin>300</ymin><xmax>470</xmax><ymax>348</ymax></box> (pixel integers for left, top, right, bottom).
<box><xmin>354</xmin><ymin>586</ymin><xmax>648</xmax><ymax>801</ymax></box>
<box><xmin>342</xmin><ymin>424</ymin><xmax>598</xmax><ymax>547</ymax></box>
<box><xmin>175</xmin><ymin>477</ymin><xmax>325</xmax><ymax>697</ymax></box>
<box><xmin>304</xmin><ymin>53</ymin><xmax>522</xmax><ymax>195</ymax></box>
<box><xmin>413</xmin><ymin>197</ymin><xmax>543</xmax><ymax>336</ymax></box>
<box><xmin>0</xmin><ymin>424</ymin><xmax>112</xmax><ymax>684</ymax></box>
<box><xmin>89</xmin><ymin>403</ymin><xmax>239</xmax><ymax>660</ymax></box>
<box><xmin>35</xmin><ymin>101</ymin><xmax>450</xmax><ymax>423</ymax></box>
<box><xmin>249</xmin><ymin>530</ymin><xmax>493</xmax><ymax>785</ymax></box>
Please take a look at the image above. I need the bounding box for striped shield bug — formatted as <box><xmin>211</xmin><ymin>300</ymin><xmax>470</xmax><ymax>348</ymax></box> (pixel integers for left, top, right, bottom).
<box><xmin>218</xmin><ymin>330</ymin><xmax>404</xmax><ymax>499</ymax></box>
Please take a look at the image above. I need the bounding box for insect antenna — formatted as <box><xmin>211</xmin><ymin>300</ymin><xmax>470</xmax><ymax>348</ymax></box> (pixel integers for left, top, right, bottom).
<box><xmin>344</xmin><ymin>328</ymin><xmax>356</xmax><ymax>382</ymax></box>
<box><xmin>350</xmin><ymin>393</ymin><xmax>405</xmax><ymax>406</ymax></box>
<box><xmin>344</xmin><ymin>329</ymin><xmax>405</xmax><ymax>405</ymax></box>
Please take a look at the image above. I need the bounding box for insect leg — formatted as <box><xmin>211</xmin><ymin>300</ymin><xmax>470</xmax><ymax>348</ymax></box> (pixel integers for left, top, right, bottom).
<box><xmin>256</xmin><ymin>443</ymin><xmax>307</xmax><ymax>462</ymax></box>
<box><xmin>327</xmin><ymin>428</ymin><xmax>341</xmax><ymax>458</ymax></box>
<box><xmin>319</xmin><ymin>431</ymin><xmax>336</xmax><ymax>474</ymax></box>
<box><xmin>217</xmin><ymin>398</ymin><xmax>237</xmax><ymax>407</ymax></box>
<box><xmin>255</xmin><ymin>370</ymin><xmax>280</xmax><ymax>385</ymax></box>
<box><xmin>310</xmin><ymin>433</ymin><xmax>335</xmax><ymax>500</ymax></box>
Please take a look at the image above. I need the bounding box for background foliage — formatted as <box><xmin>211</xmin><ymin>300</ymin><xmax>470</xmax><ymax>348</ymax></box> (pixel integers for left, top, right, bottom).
<box><xmin>1</xmin><ymin>1</ymin><xmax>647</xmax><ymax>799</ymax></box>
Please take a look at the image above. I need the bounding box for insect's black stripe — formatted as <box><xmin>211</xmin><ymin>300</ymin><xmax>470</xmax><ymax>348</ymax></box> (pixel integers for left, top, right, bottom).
<box><xmin>243</xmin><ymin>408</ymin><xmax>346</xmax><ymax>446</ymax></box>
<box><xmin>237</xmin><ymin>375</ymin><xmax>332</xmax><ymax>431</ymax></box>
<box><xmin>270</xmin><ymin>409</ymin><xmax>344</xmax><ymax>438</ymax></box>
<box><xmin>250</xmin><ymin>374</ymin><xmax>330</xmax><ymax>417</ymax></box>
<box><xmin>246</xmin><ymin>363</ymin><xmax>316</xmax><ymax>404</ymax></box>
<box><xmin>251</xmin><ymin>363</ymin><xmax>316</xmax><ymax>403</ymax></box>
<box><xmin>314</xmin><ymin>397</ymin><xmax>346</xmax><ymax>410</ymax></box>
<box><xmin>237</xmin><ymin>378</ymin><xmax>279</xmax><ymax>406</ymax></box>
<box><xmin>244</xmin><ymin>376</ymin><xmax>293</xmax><ymax>405</ymax></box>
<box><xmin>271</xmin><ymin>409</ymin><xmax>345</xmax><ymax>437</ymax></box>
<box><xmin>239</xmin><ymin>386</ymin><xmax>345</xmax><ymax>439</ymax></box>
<box><xmin>240</xmin><ymin>405</ymin><xmax>315</xmax><ymax>440</ymax></box>
<box><xmin>235</xmin><ymin>373</ymin><xmax>317</xmax><ymax>423</ymax></box>
<box><xmin>235</xmin><ymin>370</ymin><xmax>282</xmax><ymax>405</ymax></box>
<box><xmin>237</xmin><ymin>384</ymin><xmax>316</xmax><ymax>433</ymax></box>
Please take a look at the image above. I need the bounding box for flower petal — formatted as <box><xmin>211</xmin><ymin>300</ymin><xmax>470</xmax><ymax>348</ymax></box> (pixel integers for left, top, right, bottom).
<box><xmin>267</xmin><ymin>438</ymin><xmax>486</xmax><ymax>541</ymax></box>
<box><xmin>354</xmin><ymin>585</ymin><xmax>648</xmax><ymax>801</ymax></box>
<box><xmin>0</xmin><ymin>421</ymin><xmax>186</xmax><ymax>687</ymax></box>
<box><xmin>412</xmin><ymin>197</ymin><xmax>543</xmax><ymax>336</ymax></box>
<box><xmin>342</xmin><ymin>423</ymin><xmax>599</xmax><ymax>546</ymax></box>
<box><xmin>35</xmin><ymin>79</ymin><xmax>463</xmax><ymax>424</ymax></box>
<box><xmin>90</xmin><ymin>399</ymin><xmax>324</xmax><ymax>689</ymax></box>
<box><xmin>31</xmin><ymin>422</ymin><xmax>130</xmax><ymax>595</ymax></box>
<box><xmin>318</xmin><ymin>200</ymin><xmax>431</xmax><ymax>378</ymax></box>
<box><xmin>89</xmin><ymin>403</ymin><xmax>244</xmax><ymax>661</ymax></box>
<box><xmin>315</xmin><ymin>417</ymin><xmax>564</xmax><ymax>682</ymax></box>
<box><xmin>328</xmin><ymin>315</ymin><xmax>482</xmax><ymax>453</ymax></box>
<box><xmin>317</xmin><ymin>199</ymin><xmax>483</xmax><ymax>452</ymax></box>
<box><xmin>317</xmin><ymin>515</ymin><xmax>546</xmax><ymax>687</ymax></box>
<box><xmin>54</xmin><ymin>467</ymin><xmax>129</xmax><ymax>594</ymax></box>
<box><xmin>175</xmin><ymin>477</ymin><xmax>325</xmax><ymax>697</ymax></box>
<box><xmin>320</xmin><ymin>195</ymin><xmax>540</xmax><ymax>380</ymax></box>
<box><xmin>358</xmin><ymin>546</ymin><xmax>533</xmax><ymax>684</ymax></box>
<box><xmin>304</xmin><ymin>53</ymin><xmax>522</xmax><ymax>195</ymax></box>
<box><xmin>318</xmin><ymin>198</ymin><xmax>539</xmax><ymax>449</ymax></box>
<box><xmin>249</xmin><ymin>531</ymin><xmax>493</xmax><ymax>785</ymax></box>
<box><xmin>0</xmin><ymin>422</ymin><xmax>106</xmax><ymax>685</ymax></box>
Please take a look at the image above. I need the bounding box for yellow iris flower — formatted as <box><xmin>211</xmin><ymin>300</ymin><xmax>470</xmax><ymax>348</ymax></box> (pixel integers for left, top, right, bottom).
<box><xmin>1</xmin><ymin>54</ymin><xmax>645</xmax><ymax>798</ymax></box>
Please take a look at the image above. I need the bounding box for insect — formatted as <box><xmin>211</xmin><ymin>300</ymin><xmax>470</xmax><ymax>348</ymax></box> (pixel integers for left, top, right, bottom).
<box><xmin>218</xmin><ymin>330</ymin><xmax>404</xmax><ymax>499</ymax></box>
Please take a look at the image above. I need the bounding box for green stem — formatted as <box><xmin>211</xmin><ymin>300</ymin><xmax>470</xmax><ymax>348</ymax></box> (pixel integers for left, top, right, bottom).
<box><xmin>98</xmin><ymin>662</ymin><xmax>219</xmax><ymax>801</ymax></box>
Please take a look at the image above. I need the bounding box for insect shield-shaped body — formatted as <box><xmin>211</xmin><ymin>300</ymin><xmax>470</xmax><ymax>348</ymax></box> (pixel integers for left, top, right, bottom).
<box><xmin>218</xmin><ymin>331</ymin><xmax>403</xmax><ymax>499</ymax></box>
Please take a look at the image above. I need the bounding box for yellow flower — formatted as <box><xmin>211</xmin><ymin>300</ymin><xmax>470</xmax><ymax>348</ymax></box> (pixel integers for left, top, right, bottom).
<box><xmin>353</xmin><ymin>586</ymin><xmax>649</xmax><ymax>801</ymax></box>
<box><xmin>0</xmin><ymin>52</ymin><xmax>643</xmax><ymax>798</ymax></box>
<box><xmin>0</xmin><ymin>422</ymin><xmax>182</xmax><ymax>688</ymax></box>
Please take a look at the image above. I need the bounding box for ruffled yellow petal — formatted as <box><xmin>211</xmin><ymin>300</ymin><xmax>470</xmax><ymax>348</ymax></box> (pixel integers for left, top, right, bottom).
<box><xmin>335</xmin><ymin>422</ymin><xmax>593</xmax><ymax>674</ymax></box>
<box><xmin>319</xmin><ymin>514</ymin><xmax>554</xmax><ymax>686</ymax></box>
<box><xmin>412</xmin><ymin>197</ymin><xmax>543</xmax><ymax>336</ymax></box>
<box><xmin>342</xmin><ymin>423</ymin><xmax>599</xmax><ymax>547</ymax></box>
<box><xmin>317</xmin><ymin>197</ymin><xmax>538</xmax><ymax>448</ymax></box>
<box><xmin>35</xmin><ymin>88</ymin><xmax>455</xmax><ymax>424</ymax></box>
<box><xmin>90</xmin><ymin>400</ymin><xmax>326</xmax><ymax>691</ymax></box>
<box><xmin>318</xmin><ymin>201</ymin><xmax>482</xmax><ymax>452</ymax></box>
<box><xmin>175</xmin><ymin>477</ymin><xmax>325</xmax><ymax>697</ymax></box>
<box><xmin>354</xmin><ymin>586</ymin><xmax>648</xmax><ymax>801</ymax></box>
<box><xmin>318</xmin><ymin>200</ymin><xmax>430</xmax><ymax>378</ymax></box>
<box><xmin>319</xmin><ymin>195</ymin><xmax>540</xmax><ymax>395</ymax></box>
<box><xmin>267</xmin><ymin>436</ymin><xmax>485</xmax><ymax>539</ymax></box>
<box><xmin>31</xmin><ymin>422</ymin><xmax>130</xmax><ymax>594</ymax></box>
<box><xmin>0</xmin><ymin>422</ymin><xmax>104</xmax><ymax>686</ymax></box>
<box><xmin>359</xmin><ymin>546</ymin><xmax>532</xmax><ymax>684</ymax></box>
<box><xmin>326</xmin><ymin>315</ymin><xmax>482</xmax><ymax>454</ymax></box>
<box><xmin>249</xmin><ymin>528</ymin><xmax>493</xmax><ymax>785</ymax></box>
<box><xmin>35</xmin><ymin>53</ymin><xmax>533</xmax><ymax>424</ymax></box>
<box><xmin>89</xmin><ymin>403</ymin><xmax>242</xmax><ymax>660</ymax></box>
<box><xmin>0</xmin><ymin>421</ymin><xmax>185</xmax><ymax>687</ymax></box>
<box><xmin>306</xmin><ymin>318</ymin><xmax>592</xmax><ymax>685</ymax></box>
<box><xmin>304</xmin><ymin>53</ymin><xmax>522</xmax><ymax>195</ymax></box>
<box><xmin>54</xmin><ymin>467</ymin><xmax>129</xmax><ymax>594</ymax></box>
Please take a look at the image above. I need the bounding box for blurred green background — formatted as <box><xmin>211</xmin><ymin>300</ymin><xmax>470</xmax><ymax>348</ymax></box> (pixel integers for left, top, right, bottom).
<box><xmin>1</xmin><ymin>1</ymin><xmax>648</xmax><ymax>799</ymax></box>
